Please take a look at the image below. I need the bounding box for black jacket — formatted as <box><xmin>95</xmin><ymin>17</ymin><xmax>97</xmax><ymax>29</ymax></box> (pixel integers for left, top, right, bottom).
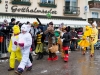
<box><xmin>62</xmin><ymin>32</ymin><xmax>71</xmax><ymax>47</ymax></box>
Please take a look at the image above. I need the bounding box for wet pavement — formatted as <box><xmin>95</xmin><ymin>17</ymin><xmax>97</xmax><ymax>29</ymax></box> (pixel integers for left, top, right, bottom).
<box><xmin>1</xmin><ymin>50</ymin><xmax>100</xmax><ymax>75</ymax></box>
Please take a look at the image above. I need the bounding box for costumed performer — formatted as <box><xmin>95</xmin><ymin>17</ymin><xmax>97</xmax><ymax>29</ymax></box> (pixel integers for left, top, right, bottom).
<box><xmin>15</xmin><ymin>24</ymin><xmax>32</xmax><ymax>75</ymax></box>
<box><xmin>35</xmin><ymin>26</ymin><xmax>45</xmax><ymax>60</ymax></box>
<box><xmin>62</xmin><ymin>27</ymin><xmax>71</xmax><ymax>62</ymax></box>
<box><xmin>44</xmin><ymin>22</ymin><xmax>58</xmax><ymax>61</ymax></box>
<box><xmin>8</xmin><ymin>25</ymin><xmax>22</xmax><ymax>71</ymax></box>
<box><xmin>89</xmin><ymin>21</ymin><xmax>98</xmax><ymax>57</ymax></box>
<box><xmin>60</xmin><ymin>25</ymin><xmax>66</xmax><ymax>58</ymax></box>
<box><xmin>78</xmin><ymin>25</ymin><xmax>91</xmax><ymax>55</ymax></box>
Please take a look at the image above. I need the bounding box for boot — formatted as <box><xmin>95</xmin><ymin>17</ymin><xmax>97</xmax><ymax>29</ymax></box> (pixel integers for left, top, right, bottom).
<box><xmin>36</xmin><ymin>53</ymin><xmax>41</xmax><ymax>60</ymax></box>
<box><xmin>52</xmin><ymin>56</ymin><xmax>58</xmax><ymax>61</ymax></box>
<box><xmin>15</xmin><ymin>68</ymin><xmax>23</xmax><ymax>75</ymax></box>
<box><xmin>64</xmin><ymin>54</ymin><xmax>69</xmax><ymax>62</ymax></box>
<box><xmin>39</xmin><ymin>53</ymin><xmax>43</xmax><ymax>59</ymax></box>
<box><xmin>47</xmin><ymin>57</ymin><xmax>52</xmax><ymax>61</ymax></box>
<box><xmin>8</xmin><ymin>67</ymin><xmax>14</xmax><ymax>71</ymax></box>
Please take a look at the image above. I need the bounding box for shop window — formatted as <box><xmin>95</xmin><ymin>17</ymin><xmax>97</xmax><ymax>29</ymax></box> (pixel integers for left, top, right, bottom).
<box><xmin>11</xmin><ymin>0</ymin><xmax>31</xmax><ymax>6</ymax></box>
<box><xmin>39</xmin><ymin>0</ymin><xmax>57</xmax><ymax>8</ymax></box>
<box><xmin>92</xmin><ymin>12</ymin><xmax>99</xmax><ymax>18</ymax></box>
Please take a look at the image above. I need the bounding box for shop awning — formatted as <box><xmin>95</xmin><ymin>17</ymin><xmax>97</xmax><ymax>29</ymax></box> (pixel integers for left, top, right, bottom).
<box><xmin>0</xmin><ymin>16</ymin><xmax>36</xmax><ymax>23</ymax></box>
<box><xmin>0</xmin><ymin>15</ymin><xmax>90</xmax><ymax>27</ymax></box>
<box><xmin>39</xmin><ymin>19</ymin><xmax>90</xmax><ymax>27</ymax></box>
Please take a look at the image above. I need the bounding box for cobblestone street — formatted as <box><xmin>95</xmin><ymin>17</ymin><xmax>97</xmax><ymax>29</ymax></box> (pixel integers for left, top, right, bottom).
<box><xmin>1</xmin><ymin>50</ymin><xmax>100</xmax><ymax>75</ymax></box>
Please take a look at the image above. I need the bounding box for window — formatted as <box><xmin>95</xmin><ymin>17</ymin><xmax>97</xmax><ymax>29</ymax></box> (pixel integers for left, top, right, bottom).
<box><xmin>41</xmin><ymin>0</ymin><xmax>55</xmax><ymax>4</ymax></box>
<box><xmin>21</xmin><ymin>0</ymin><xmax>30</xmax><ymax>2</ymax></box>
<box><xmin>92</xmin><ymin>12</ymin><xmax>99</xmax><ymax>18</ymax></box>
<box><xmin>12</xmin><ymin>0</ymin><xmax>31</xmax><ymax>6</ymax></box>
<box><xmin>65</xmin><ymin>0</ymin><xmax>78</xmax><ymax>7</ymax></box>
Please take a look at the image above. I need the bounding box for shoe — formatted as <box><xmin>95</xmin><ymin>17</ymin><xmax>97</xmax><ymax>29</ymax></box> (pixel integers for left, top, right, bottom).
<box><xmin>32</xmin><ymin>51</ymin><xmax>37</xmax><ymax>56</ymax></box>
<box><xmin>52</xmin><ymin>56</ymin><xmax>58</xmax><ymax>61</ymax></box>
<box><xmin>64</xmin><ymin>54</ymin><xmax>69</xmax><ymax>62</ymax></box>
<box><xmin>39</xmin><ymin>53</ymin><xmax>43</xmax><ymax>59</ymax></box>
<box><xmin>36</xmin><ymin>53</ymin><xmax>41</xmax><ymax>60</ymax></box>
<box><xmin>8</xmin><ymin>67</ymin><xmax>14</xmax><ymax>71</ymax></box>
<box><xmin>36</xmin><ymin>55</ymin><xmax>40</xmax><ymax>60</ymax></box>
<box><xmin>47</xmin><ymin>57</ymin><xmax>52</xmax><ymax>61</ymax></box>
<box><xmin>15</xmin><ymin>68</ymin><xmax>23</xmax><ymax>75</ymax></box>
<box><xmin>82</xmin><ymin>51</ymin><xmax>86</xmax><ymax>55</ymax></box>
<box><xmin>26</xmin><ymin>66</ymin><xmax>32</xmax><ymax>71</ymax></box>
<box><xmin>90</xmin><ymin>54</ymin><xmax>94</xmax><ymax>57</ymax></box>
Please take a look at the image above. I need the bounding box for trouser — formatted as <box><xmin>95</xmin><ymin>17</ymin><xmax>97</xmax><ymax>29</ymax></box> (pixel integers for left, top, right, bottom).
<box><xmin>90</xmin><ymin>43</ymin><xmax>94</xmax><ymax>54</ymax></box>
<box><xmin>48</xmin><ymin>42</ymin><xmax>57</xmax><ymax>58</ymax></box>
<box><xmin>49</xmin><ymin>51</ymin><xmax>57</xmax><ymax>58</ymax></box>
<box><xmin>18</xmin><ymin>49</ymin><xmax>32</xmax><ymax>70</ymax></box>
<box><xmin>29</xmin><ymin>53</ymin><xmax>33</xmax><ymax>63</ymax></box>
<box><xmin>9</xmin><ymin>51</ymin><xmax>22</xmax><ymax>68</ymax></box>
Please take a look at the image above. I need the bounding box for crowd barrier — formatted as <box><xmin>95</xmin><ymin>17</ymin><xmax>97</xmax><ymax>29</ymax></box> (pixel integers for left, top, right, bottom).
<box><xmin>0</xmin><ymin>31</ymin><xmax>12</xmax><ymax>59</ymax></box>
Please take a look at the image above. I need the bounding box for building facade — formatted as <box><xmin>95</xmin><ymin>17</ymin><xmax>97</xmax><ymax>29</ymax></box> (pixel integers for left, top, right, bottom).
<box><xmin>0</xmin><ymin>0</ymin><xmax>89</xmax><ymax>27</ymax></box>
<box><xmin>87</xmin><ymin>0</ymin><xmax>100</xmax><ymax>34</ymax></box>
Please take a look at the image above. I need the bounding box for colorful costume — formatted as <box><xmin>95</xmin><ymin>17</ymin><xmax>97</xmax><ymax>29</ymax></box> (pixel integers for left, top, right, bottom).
<box><xmin>89</xmin><ymin>21</ymin><xmax>98</xmax><ymax>57</ymax></box>
<box><xmin>54</xmin><ymin>29</ymin><xmax>62</xmax><ymax>51</ymax></box>
<box><xmin>15</xmin><ymin>24</ymin><xmax>32</xmax><ymax>75</ymax></box>
<box><xmin>35</xmin><ymin>27</ymin><xmax>45</xmax><ymax>60</ymax></box>
<box><xmin>8</xmin><ymin>25</ymin><xmax>22</xmax><ymax>71</ymax></box>
<box><xmin>78</xmin><ymin>26</ymin><xmax>91</xmax><ymax>55</ymax></box>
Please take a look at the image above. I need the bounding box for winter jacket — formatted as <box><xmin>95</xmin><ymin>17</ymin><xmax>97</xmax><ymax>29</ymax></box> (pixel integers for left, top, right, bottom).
<box><xmin>62</xmin><ymin>32</ymin><xmax>71</xmax><ymax>47</ymax></box>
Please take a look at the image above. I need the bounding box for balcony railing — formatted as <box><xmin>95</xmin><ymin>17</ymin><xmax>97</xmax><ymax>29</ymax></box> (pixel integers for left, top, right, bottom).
<box><xmin>38</xmin><ymin>2</ymin><xmax>57</xmax><ymax>8</ymax></box>
<box><xmin>63</xmin><ymin>6</ymin><xmax>80</xmax><ymax>16</ymax></box>
<box><xmin>88</xmin><ymin>1</ymin><xmax>100</xmax><ymax>8</ymax></box>
<box><xmin>11</xmin><ymin>0</ymin><xmax>31</xmax><ymax>6</ymax></box>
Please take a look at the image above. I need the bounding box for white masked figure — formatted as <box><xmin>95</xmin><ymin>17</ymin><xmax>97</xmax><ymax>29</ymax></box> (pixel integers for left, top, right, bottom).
<box><xmin>15</xmin><ymin>24</ymin><xmax>32</xmax><ymax>75</ymax></box>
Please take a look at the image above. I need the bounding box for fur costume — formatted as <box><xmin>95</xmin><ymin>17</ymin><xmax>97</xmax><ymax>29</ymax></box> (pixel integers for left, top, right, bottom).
<box><xmin>8</xmin><ymin>25</ymin><xmax>22</xmax><ymax>71</ymax></box>
<box><xmin>15</xmin><ymin>24</ymin><xmax>32</xmax><ymax>75</ymax></box>
<box><xmin>44</xmin><ymin>25</ymin><xmax>58</xmax><ymax>61</ymax></box>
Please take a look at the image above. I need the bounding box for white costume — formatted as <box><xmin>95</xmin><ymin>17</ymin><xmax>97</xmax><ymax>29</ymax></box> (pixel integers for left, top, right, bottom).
<box><xmin>18</xmin><ymin>24</ymin><xmax>32</xmax><ymax>70</ymax></box>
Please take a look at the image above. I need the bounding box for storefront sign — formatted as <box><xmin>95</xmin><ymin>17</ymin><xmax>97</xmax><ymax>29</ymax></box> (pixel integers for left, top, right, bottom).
<box><xmin>5</xmin><ymin>1</ymin><xmax>8</xmax><ymax>12</ymax></box>
<box><xmin>11</xmin><ymin>6</ymin><xmax>57</xmax><ymax>14</ymax></box>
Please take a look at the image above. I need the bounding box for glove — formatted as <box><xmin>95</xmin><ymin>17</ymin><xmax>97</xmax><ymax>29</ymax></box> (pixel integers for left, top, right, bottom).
<box><xmin>14</xmin><ymin>41</ymin><xmax>17</xmax><ymax>45</ymax></box>
<box><xmin>19</xmin><ymin>43</ymin><xmax>24</xmax><ymax>47</ymax></box>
